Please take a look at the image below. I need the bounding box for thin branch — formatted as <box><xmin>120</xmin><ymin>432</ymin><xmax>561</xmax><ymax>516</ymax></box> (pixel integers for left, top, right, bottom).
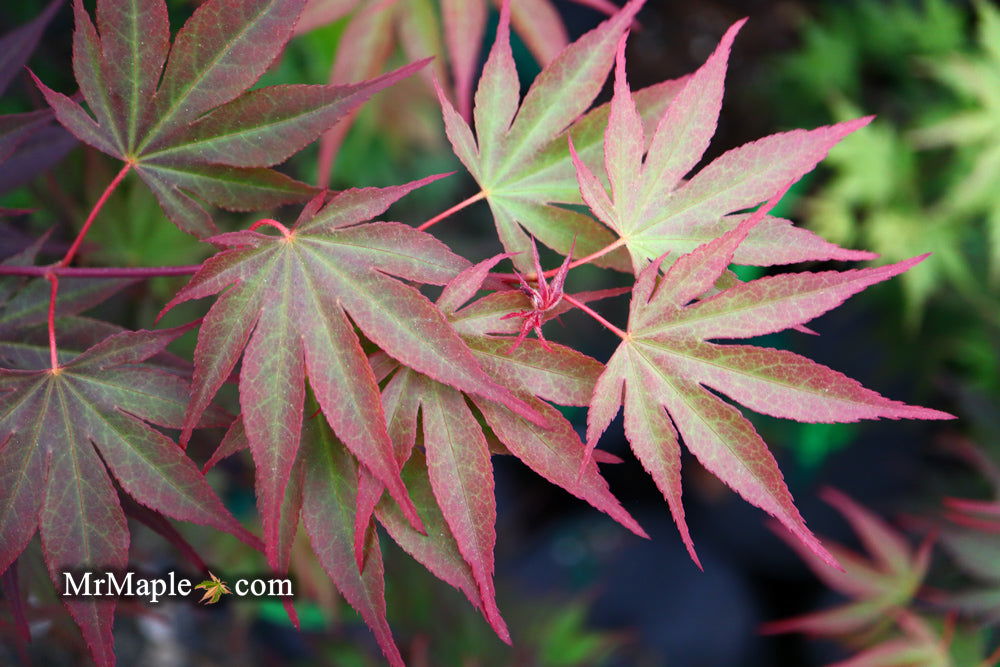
<box><xmin>60</xmin><ymin>161</ymin><xmax>133</xmax><ymax>268</ymax></box>
<box><xmin>562</xmin><ymin>293</ymin><xmax>627</xmax><ymax>339</ymax></box>
<box><xmin>0</xmin><ymin>265</ymin><xmax>201</xmax><ymax>278</ymax></box>
<box><xmin>248</xmin><ymin>218</ymin><xmax>293</xmax><ymax>238</ymax></box>
<box><xmin>45</xmin><ymin>273</ymin><xmax>59</xmax><ymax>371</ymax></box>
<box><xmin>417</xmin><ymin>191</ymin><xmax>485</xmax><ymax>231</ymax></box>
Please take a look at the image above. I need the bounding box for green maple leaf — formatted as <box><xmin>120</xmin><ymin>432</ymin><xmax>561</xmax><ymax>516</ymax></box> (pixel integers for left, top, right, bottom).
<box><xmin>194</xmin><ymin>572</ymin><xmax>232</xmax><ymax>605</ymax></box>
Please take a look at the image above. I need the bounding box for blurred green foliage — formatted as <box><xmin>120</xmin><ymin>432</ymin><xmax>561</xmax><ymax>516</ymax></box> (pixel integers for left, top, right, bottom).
<box><xmin>764</xmin><ymin>0</ymin><xmax>1000</xmax><ymax>466</ymax></box>
<box><xmin>773</xmin><ymin>0</ymin><xmax>999</xmax><ymax>324</ymax></box>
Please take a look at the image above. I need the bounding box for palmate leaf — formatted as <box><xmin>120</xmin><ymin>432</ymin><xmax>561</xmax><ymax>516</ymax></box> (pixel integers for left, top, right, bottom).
<box><xmin>438</xmin><ymin>0</ymin><xmax>663</xmax><ymax>272</ymax></box>
<box><xmin>584</xmin><ymin>190</ymin><xmax>953</xmax><ymax>568</ymax></box>
<box><xmin>342</xmin><ymin>255</ymin><xmax>645</xmax><ymax>644</ymax></box>
<box><xmin>570</xmin><ymin>24</ymin><xmax>878</xmax><ymax>275</ymax></box>
<box><xmin>0</xmin><ymin>326</ymin><xmax>256</xmax><ymax>667</ymax></box>
<box><xmin>162</xmin><ymin>178</ymin><xmax>546</xmax><ymax>570</ymax></box>
<box><xmin>33</xmin><ymin>0</ymin><xmax>427</xmax><ymax>237</ymax></box>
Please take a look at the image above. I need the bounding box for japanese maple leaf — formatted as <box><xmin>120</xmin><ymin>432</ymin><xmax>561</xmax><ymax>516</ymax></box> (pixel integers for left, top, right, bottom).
<box><xmin>435</xmin><ymin>2</ymin><xmax>870</xmax><ymax>274</ymax></box>
<box><xmin>584</xmin><ymin>190</ymin><xmax>953</xmax><ymax>568</ymax></box>
<box><xmin>763</xmin><ymin>489</ymin><xmax>932</xmax><ymax>639</ymax></box>
<box><xmin>199</xmin><ymin>255</ymin><xmax>635</xmax><ymax>649</ymax></box>
<box><xmin>161</xmin><ymin>177</ymin><xmax>545</xmax><ymax>570</ymax></box>
<box><xmin>32</xmin><ymin>0</ymin><xmax>427</xmax><ymax>237</ymax></box>
<box><xmin>335</xmin><ymin>254</ymin><xmax>646</xmax><ymax>644</ymax></box>
<box><xmin>436</xmin><ymin>0</ymin><xmax>654</xmax><ymax>273</ymax></box>
<box><xmin>570</xmin><ymin>23</ymin><xmax>878</xmax><ymax>274</ymax></box>
<box><xmin>0</xmin><ymin>326</ymin><xmax>256</xmax><ymax>667</ymax></box>
<box><xmin>194</xmin><ymin>572</ymin><xmax>232</xmax><ymax>605</ymax></box>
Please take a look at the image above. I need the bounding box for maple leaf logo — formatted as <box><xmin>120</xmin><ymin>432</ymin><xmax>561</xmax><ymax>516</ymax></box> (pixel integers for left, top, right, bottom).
<box><xmin>194</xmin><ymin>572</ymin><xmax>232</xmax><ymax>605</ymax></box>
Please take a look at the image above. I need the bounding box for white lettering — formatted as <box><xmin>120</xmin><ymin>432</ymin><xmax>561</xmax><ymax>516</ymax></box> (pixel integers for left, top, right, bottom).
<box><xmin>108</xmin><ymin>572</ymin><xmax>132</xmax><ymax>597</ymax></box>
<box><xmin>62</xmin><ymin>572</ymin><xmax>91</xmax><ymax>596</ymax></box>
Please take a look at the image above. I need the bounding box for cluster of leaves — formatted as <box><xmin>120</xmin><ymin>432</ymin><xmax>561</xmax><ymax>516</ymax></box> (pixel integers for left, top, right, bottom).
<box><xmin>0</xmin><ymin>0</ymin><xmax>955</xmax><ymax>665</ymax></box>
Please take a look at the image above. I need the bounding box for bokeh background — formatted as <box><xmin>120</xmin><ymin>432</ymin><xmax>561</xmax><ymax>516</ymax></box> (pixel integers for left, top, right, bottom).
<box><xmin>1</xmin><ymin>0</ymin><xmax>998</xmax><ymax>664</ymax></box>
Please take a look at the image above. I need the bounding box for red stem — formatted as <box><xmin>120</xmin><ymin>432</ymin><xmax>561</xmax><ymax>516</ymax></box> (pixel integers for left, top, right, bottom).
<box><xmin>562</xmin><ymin>294</ymin><xmax>627</xmax><ymax>339</ymax></box>
<box><xmin>492</xmin><ymin>237</ymin><xmax>626</xmax><ymax>282</ymax></box>
<box><xmin>0</xmin><ymin>265</ymin><xmax>201</xmax><ymax>278</ymax></box>
<box><xmin>45</xmin><ymin>273</ymin><xmax>59</xmax><ymax>371</ymax></box>
<box><xmin>248</xmin><ymin>218</ymin><xmax>293</xmax><ymax>237</ymax></box>
<box><xmin>60</xmin><ymin>162</ymin><xmax>133</xmax><ymax>268</ymax></box>
<box><xmin>417</xmin><ymin>191</ymin><xmax>485</xmax><ymax>231</ymax></box>
<box><xmin>40</xmin><ymin>162</ymin><xmax>134</xmax><ymax>371</ymax></box>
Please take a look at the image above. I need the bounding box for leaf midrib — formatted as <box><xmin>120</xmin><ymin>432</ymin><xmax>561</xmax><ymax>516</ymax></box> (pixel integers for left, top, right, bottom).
<box><xmin>307</xmin><ymin>235</ymin><xmax>458</xmax><ymax>278</ymax></box>
<box><xmin>629</xmin><ymin>343</ymin><xmax>768</xmax><ymax>500</ymax></box>
<box><xmin>54</xmin><ymin>380</ymin><xmax>98</xmax><ymax>567</ymax></box>
<box><xmin>142</xmin><ymin>92</ymin><xmax>354</xmax><ymax>160</ymax></box>
<box><xmin>0</xmin><ymin>381</ymin><xmax>49</xmax><ymax>534</ymax></box>
<box><xmin>427</xmin><ymin>389</ymin><xmax>490</xmax><ymax>571</ymax></box>
<box><xmin>637</xmin><ymin>277</ymin><xmax>838</xmax><ymax>337</ymax></box>
<box><xmin>636</xmin><ymin>338</ymin><xmax>878</xmax><ymax>416</ymax></box>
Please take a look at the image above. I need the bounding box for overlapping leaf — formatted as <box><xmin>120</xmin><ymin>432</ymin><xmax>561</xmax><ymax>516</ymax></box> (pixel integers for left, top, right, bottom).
<box><xmin>570</xmin><ymin>24</ymin><xmax>878</xmax><ymax>275</ymax></box>
<box><xmin>162</xmin><ymin>178</ymin><xmax>546</xmax><ymax>571</ymax></box>
<box><xmin>584</xmin><ymin>191</ymin><xmax>953</xmax><ymax>567</ymax></box>
<box><xmin>0</xmin><ymin>326</ymin><xmax>256</xmax><ymax>667</ymax></box>
<box><xmin>337</xmin><ymin>255</ymin><xmax>645</xmax><ymax>644</ymax></box>
<box><xmin>34</xmin><ymin>0</ymin><xmax>428</xmax><ymax>237</ymax></box>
